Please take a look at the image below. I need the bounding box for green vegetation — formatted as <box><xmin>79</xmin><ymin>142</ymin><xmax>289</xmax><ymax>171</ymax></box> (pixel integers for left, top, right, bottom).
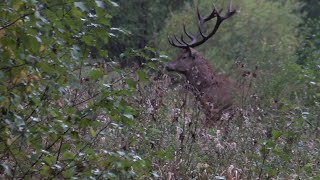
<box><xmin>0</xmin><ymin>0</ymin><xmax>319</xmax><ymax>179</ymax></box>
<box><xmin>159</xmin><ymin>0</ymin><xmax>302</xmax><ymax>98</ymax></box>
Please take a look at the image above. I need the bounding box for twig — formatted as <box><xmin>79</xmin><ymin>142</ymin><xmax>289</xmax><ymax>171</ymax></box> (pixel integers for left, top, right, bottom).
<box><xmin>0</xmin><ymin>63</ymin><xmax>27</xmax><ymax>71</ymax></box>
<box><xmin>25</xmin><ymin>86</ymin><xmax>49</xmax><ymax>122</ymax></box>
<box><xmin>0</xmin><ymin>13</ymin><xmax>32</xmax><ymax>31</ymax></box>
<box><xmin>0</xmin><ymin>2</ymin><xmax>72</xmax><ymax>31</ymax></box>
<box><xmin>48</xmin><ymin>121</ymin><xmax>112</xmax><ymax>179</ymax></box>
<box><xmin>56</xmin><ymin>138</ymin><xmax>64</xmax><ymax>161</ymax></box>
<box><xmin>72</xmin><ymin>93</ymin><xmax>100</xmax><ymax>107</ymax></box>
<box><xmin>0</xmin><ymin>136</ymin><xmax>23</xmax><ymax>174</ymax></box>
<box><xmin>20</xmin><ymin>128</ymin><xmax>71</xmax><ymax>179</ymax></box>
<box><xmin>258</xmin><ymin>146</ymin><xmax>270</xmax><ymax>179</ymax></box>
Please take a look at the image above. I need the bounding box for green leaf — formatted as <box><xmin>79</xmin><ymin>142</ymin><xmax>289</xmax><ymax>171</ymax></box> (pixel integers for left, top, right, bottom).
<box><xmin>40</xmin><ymin>165</ymin><xmax>51</xmax><ymax>176</ymax></box>
<box><xmin>12</xmin><ymin>0</ymin><xmax>24</xmax><ymax>11</ymax></box>
<box><xmin>61</xmin><ymin>144</ymin><xmax>72</xmax><ymax>153</ymax></box>
<box><xmin>123</xmin><ymin>113</ymin><xmax>134</xmax><ymax>120</ymax></box>
<box><xmin>138</xmin><ymin>70</ymin><xmax>148</xmax><ymax>81</ymax></box>
<box><xmin>82</xmin><ymin>35</ymin><xmax>95</xmax><ymax>46</ymax></box>
<box><xmin>154</xmin><ymin>147</ymin><xmax>174</xmax><ymax>160</ymax></box>
<box><xmin>79</xmin><ymin>119</ymin><xmax>94</xmax><ymax>128</ymax></box>
<box><xmin>44</xmin><ymin>155</ymin><xmax>56</xmax><ymax>165</ymax></box>
<box><xmin>100</xmin><ymin>50</ymin><xmax>109</xmax><ymax>58</ymax></box>
<box><xmin>62</xmin><ymin>169</ymin><xmax>74</xmax><ymax>178</ymax></box>
<box><xmin>71</xmin><ymin>45</ymin><xmax>81</xmax><ymax>60</ymax></box>
<box><xmin>272</xmin><ymin>130</ymin><xmax>283</xmax><ymax>140</ymax></box>
<box><xmin>1</xmin><ymin>163</ymin><xmax>12</xmax><ymax>177</ymax></box>
<box><xmin>90</xmin><ymin>127</ymin><xmax>97</xmax><ymax>137</ymax></box>
<box><xmin>152</xmin><ymin>172</ymin><xmax>160</xmax><ymax>178</ymax></box>
<box><xmin>89</xmin><ymin>69</ymin><xmax>104</xmax><ymax>80</ymax></box>
<box><xmin>108</xmin><ymin>1</ymin><xmax>119</xmax><ymax>7</ymax></box>
<box><xmin>265</xmin><ymin>140</ymin><xmax>276</xmax><ymax>150</ymax></box>
<box><xmin>95</xmin><ymin>1</ymin><xmax>105</xmax><ymax>8</ymax></box>
<box><xmin>63</xmin><ymin>151</ymin><xmax>76</xmax><ymax>160</ymax></box>
<box><xmin>215</xmin><ymin>176</ymin><xmax>226</xmax><ymax>180</ymax></box>
<box><xmin>71</xmin><ymin>7</ymin><xmax>84</xmax><ymax>18</ymax></box>
<box><xmin>74</xmin><ymin>2</ymin><xmax>88</xmax><ymax>12</ymax></box>
<box><xmin>23</xmin><ymin>35</ymin><xmax>40</xmax><ymax>54</ymax></box>
<box><xmin>146</xmin><ymin>62</ymin><xmax>158</xmax><ymax>70</ymax></box>
<box><xmin>125</xmin><ymin>78</ymin><xmax>136</xmax><ymax>89</ymax></box>
<box><xmin>144</xmin><ymin>46</ymin><xmax>156</xmax><ymax>53</ymax></box>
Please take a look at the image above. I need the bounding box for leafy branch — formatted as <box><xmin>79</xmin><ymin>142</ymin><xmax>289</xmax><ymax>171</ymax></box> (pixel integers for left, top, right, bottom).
<box><xmin>0</xmin><ymin>2</ymin><xmax>72</xmax><ymax>31</ymax></box>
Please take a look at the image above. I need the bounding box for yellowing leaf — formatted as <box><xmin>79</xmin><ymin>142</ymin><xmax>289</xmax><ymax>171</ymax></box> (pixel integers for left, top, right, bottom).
<box><xmin>90</xmin><ymin>127</ymin><xmax>97</xmax><ymax>137</ymax></box>
<box><xmin>13</xmin><ymin>1</ymin><xmax>24</xmax><ymax>11</ymax></box>
<box><xmin>12</xmin><ymin>77</ymin><xmax>21</xmax><ymax>85</ymax></box>
<box><xmin>20</xmin><ymin>71</ymin><xmax>28</xmax><ymax>78</ymax></box>
<box><xmin>15</xmin><ymin>20</ymin><xmax>24</xmax><ymax>27</ymax></box>
<box><xmin>40</xmin><ymin>45</ymin><xmax>46</xmax><ymax>53</ymax></box>
<box><xmin>26</xmin><ymin>86</ymin><xmax>32</xmax><ymax>93</ymax></box>
<box><xmin>0</xmin><ymin>29</ymin><xmax>5</xmax><ymax>39</ymax></box>
<box><xmin>30</xmin><ymin>75</ymin><xmax>40</xmax><ymax>82</ymax></box>
<box><xmin>7</xmin><ymin>138</ymin><xmax>13</xmax><ymax>145</ymax></box>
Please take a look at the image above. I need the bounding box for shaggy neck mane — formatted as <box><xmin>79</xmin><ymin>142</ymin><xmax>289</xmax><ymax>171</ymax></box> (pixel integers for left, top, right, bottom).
<box><xmin>185</xmin><ymin>51</ymin><xmax>227</xmax><ymax>91</ymax></box>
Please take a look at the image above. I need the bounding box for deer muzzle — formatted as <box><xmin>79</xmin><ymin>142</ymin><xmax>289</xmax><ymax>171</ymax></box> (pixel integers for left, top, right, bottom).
<box><xmin>165</xmin><ymin>63</ymin><xmax>175</xmax><ymax>71</ymax></box>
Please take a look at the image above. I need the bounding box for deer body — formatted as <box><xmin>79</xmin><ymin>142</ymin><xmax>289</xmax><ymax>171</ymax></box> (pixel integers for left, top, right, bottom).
<box><xmin>167</xmin><ymin>48</ymin><xmax>234</xmax><ymax>122</ymax></box>
<box><xmin>167</xmin><ymin>2</ymin><xmax>236</xmax><ymax>124</ymax></box>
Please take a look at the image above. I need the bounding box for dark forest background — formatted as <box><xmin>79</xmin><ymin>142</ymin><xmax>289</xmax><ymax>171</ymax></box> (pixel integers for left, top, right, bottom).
<box><xmin>0</xmin><ymin>0</ymin><xmax>319</xmax><ymax>179</ymax></box>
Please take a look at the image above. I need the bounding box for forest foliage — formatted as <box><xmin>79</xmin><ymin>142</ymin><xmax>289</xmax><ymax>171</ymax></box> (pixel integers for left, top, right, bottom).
<box><xmin>0</xmin><ymin>0</ymin><xmax>319</xmax><ymax>179</ymax></box>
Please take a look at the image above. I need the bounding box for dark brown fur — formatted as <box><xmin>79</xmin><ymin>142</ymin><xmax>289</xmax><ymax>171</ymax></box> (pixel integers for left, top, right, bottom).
<box><xmin>167</xmin><ymin>48</ymin><xmax>234</xmax><ymax>124</ymax></box>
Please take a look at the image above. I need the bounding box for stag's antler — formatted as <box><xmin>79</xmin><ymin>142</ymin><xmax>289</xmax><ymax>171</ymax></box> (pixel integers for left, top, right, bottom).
<box><xmin>168</xmin><ymin>1</ymin><xmax>236</xmax><ymax>49</ymax></box>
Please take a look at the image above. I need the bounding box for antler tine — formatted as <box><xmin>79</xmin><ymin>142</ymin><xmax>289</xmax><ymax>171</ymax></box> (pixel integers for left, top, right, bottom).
<box><xmin>168</xmin><ymin>2</ymin><xmax>236</xmax><ymax>49</ymax></box>
<box><xmin>183</xmin><ymin>24</ymin><xmax>194</xmax><ymax>40</ymax></box>
<box><xmin>204</xmin><ymin>6</ymin><xmax>217</xmax><ymax>21</ymax></box>
<box><xmin>197</xmin><ymin>6</ymin><xmax>202</xmax><ymax>22</ymax></box>
<box><xmin>228</xmin><ymin>0</ymin><xmax>233</xmax><ymax>12</ymax></box>
<box><xmin>180</xmin><ymin>35</ymin><xmax>189</xmax><ymax>45</ymax></box>
<box><xmin>168</xmin><ymin>36</ymin><xmax>175</xmax><ymax>46</ymax></box>
<box><xmin>198</xmin><ymin>25</ymin><xmax>206</xmax><ymax>39</ymax></box>
<box><xmin>173</xmin><ymin>35</ymin><xmax>185</xmax><ymax>46</ymax></box>
<box><xmin>168</xmin><ymin>35</ymin><xmax>185</xmax><ymax>48</ymax></box>
<box><xmin>223</xmin><ymin>0</ymin><xmax>237</xmax><ymax>19</ymax></box>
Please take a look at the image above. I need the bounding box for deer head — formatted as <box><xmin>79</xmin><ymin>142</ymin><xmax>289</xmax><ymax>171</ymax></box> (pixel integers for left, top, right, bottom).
<box><xmin>166</xmin><ymin>48</ymin><xmax>197</xmax><ymax>74</ymax></box>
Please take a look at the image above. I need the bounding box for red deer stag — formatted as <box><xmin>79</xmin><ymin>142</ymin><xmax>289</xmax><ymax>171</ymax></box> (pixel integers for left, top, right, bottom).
<box><xmin>166</xmin><ymin>2</ymin><xmax>237</xmax><ymax>125</ymax></box>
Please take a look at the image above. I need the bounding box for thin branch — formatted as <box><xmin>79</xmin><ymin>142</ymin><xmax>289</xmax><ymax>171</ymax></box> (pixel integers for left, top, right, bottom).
<box><xmin>20</xmin><ymin>128</ymin><xmax>71</xmax><ymax>179</ymax></box>
<box><xmin>25</xmin><ymin>86</ymin><xmax>49</xmax><ymax>122</ymax></box>
<box><xmin>0</xmin><ymin>63</ymin><xmax>27</xmax><ymax>71</ymax></box>
<box><xmin>0</xmin><ymin>13</ymin><xmax>31</xmax><ymax>31</ymax></box>
<box><xmin>72</xmin><ymin>93</ymin><xmax>100</xmax><ymax>107</ymax></box>
<box><xmin>258</xmin><ymin>142</ymin><xmax>270</xmax><ymax>179</ymax></box>
<box><xmin>0</xmin><ymin>86</ymin><xmax>50</xmax><ymax>153</ymax></box>
<box><xmin>56</xmin><ymin>138</ymin><xmax>64</xmax><ymax>161</ymax></box>
<box><xmin>0</xmin><ymin>2</ymin><xmax>73</xmax><ymax>31</ymax></box>
<box><xmin>0</xmin><ymin>136</ymin><xmax>23</xmax><ymax>176</ymax></box>
<box><xmin>49</xmin><ymin>122</ymin><xmax>112</xmax><ymax>179</ymax></box>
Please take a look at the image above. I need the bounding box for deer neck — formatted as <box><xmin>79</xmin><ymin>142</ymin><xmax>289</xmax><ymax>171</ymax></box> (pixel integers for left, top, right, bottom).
<box><xmin>185</xmin><ymin>63</ymin><xmax>217</xmax><ymax>91</ymax></box>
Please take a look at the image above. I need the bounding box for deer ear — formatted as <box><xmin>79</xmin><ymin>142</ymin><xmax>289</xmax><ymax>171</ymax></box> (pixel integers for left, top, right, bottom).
<box><xmin>188</xmin><ymin>48</ymin><xmax>196</xmax><ymax>59</ymax></box>
<box><xmin>185</xmin><ymin>48</ymin><xmax>196</xmax><ymax>59</ymax></box>
<box><xmin>185</xmin><ymin>47</ymin><xmax>191</xmax><ymax>55</ymax></box>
